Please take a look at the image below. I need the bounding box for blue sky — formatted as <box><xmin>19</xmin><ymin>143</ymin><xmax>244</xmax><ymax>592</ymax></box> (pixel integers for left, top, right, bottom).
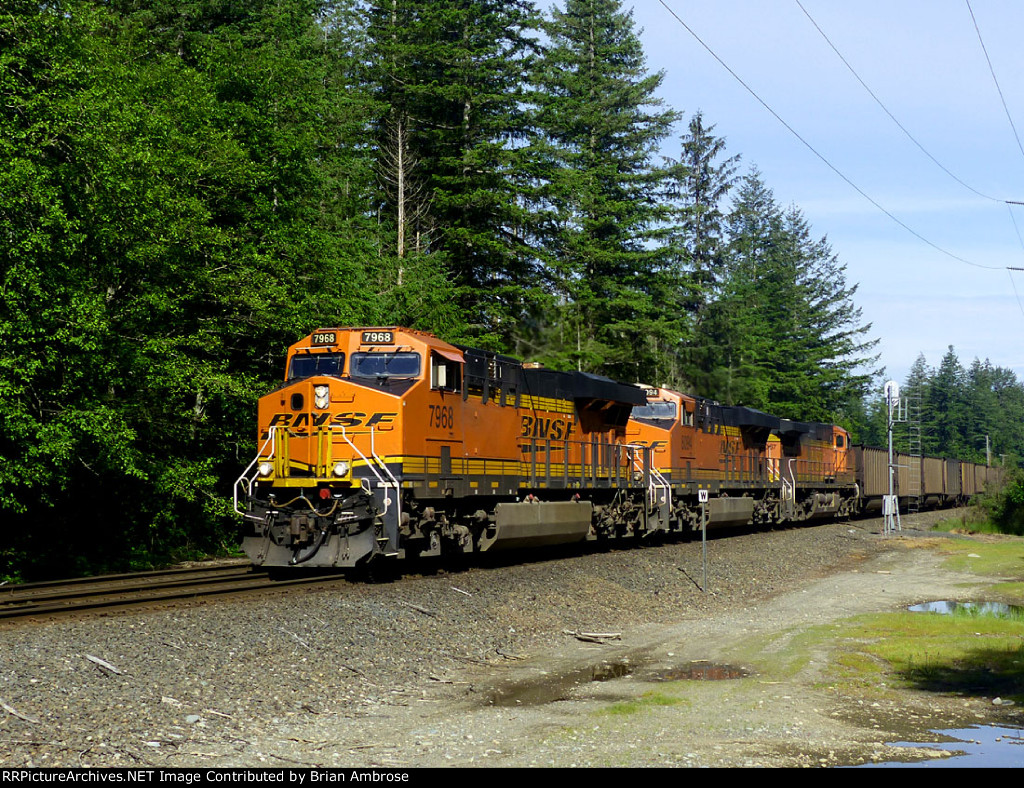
<box><xmin>630</xmin><ymin>0</ymin><xmax>1024</xmax><ymax>389</ymax></box>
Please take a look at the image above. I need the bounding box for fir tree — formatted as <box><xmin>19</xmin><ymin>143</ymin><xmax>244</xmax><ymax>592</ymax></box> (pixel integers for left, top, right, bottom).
<box><xmin>928</xmin><ymin>346</ymin><xmax>969</xmax><ymax>458</ymax></box>
<box><xmin>364</xmin><ymin>0</ymin><xmax>542</xmax><ymax>347</ymax></box>
<box><xmin>527</xmin><ymin>0</ymin><xmax>679</xmax><ymax>380</ymax></box>
<box><xmin>712</xmin><ymin>170</ymin><xmax>878</xmax><ymax>419</ymax></box>
<box><xmin>660</xmin><ymin>111</ymin><xmax>740</xmax><ymax>391</ymax></box>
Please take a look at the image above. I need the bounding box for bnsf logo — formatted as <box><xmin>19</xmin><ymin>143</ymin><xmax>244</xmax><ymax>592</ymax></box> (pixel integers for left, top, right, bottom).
<box><xmin>630</xmin><ymin>439</ymin><xmax>668</xmax><ymax>451</ymax></box>
<box><xmin>521</xmin><ymin>416</ymin><xmax>575</xmax><ymax>440</ymax></box>
<box><xmin>268</xmin><ymin>412</ymin><xmax>397</xmax><ymax>429</ymax></box>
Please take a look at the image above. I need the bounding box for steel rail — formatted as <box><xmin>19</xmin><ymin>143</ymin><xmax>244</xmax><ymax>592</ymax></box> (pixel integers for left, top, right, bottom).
<box><xmin>0</xmin><ymin>564</ymin><xmax>348</xmax><ymax>622</ymax></box>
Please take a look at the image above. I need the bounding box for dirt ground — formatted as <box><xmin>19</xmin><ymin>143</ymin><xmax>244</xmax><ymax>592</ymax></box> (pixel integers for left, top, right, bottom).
<box><xmin>254</xmin><ymin>527</ymin><xmax>1024</xmax><ymax>768</ymax></box>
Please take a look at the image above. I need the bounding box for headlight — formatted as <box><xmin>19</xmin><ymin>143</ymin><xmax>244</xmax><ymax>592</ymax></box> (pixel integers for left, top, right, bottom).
<box><xmin>332</xmin><ymin>461</ymin><xmax>350</xmax><ymax>478</ymax></box>
<box><xmin>258</xmin><ymin>462</ymin><xmax>273</xmax><ymax>477</ymax></box>
<box><xmin>314</xmin><ymin>385</ymin><xmax>330</xmax><ymax>410</ymax></box>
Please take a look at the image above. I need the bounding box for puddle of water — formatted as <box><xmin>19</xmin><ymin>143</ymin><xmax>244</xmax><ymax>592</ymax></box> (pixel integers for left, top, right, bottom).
<box><xmin>487</xmin><ymin>658</ymin><xmax>753</xmax><ymax>707</ymax></box>
<box><xmin>648</xmin><ymin>661</ymin><xmax>750</xmax><ymax>682</ymax></box>
<box><xmin>908</xmin><ymin>601</ymin><xmax>1023</xmax><ymax>617</ymax></box>
<box><xmin>590</xmin><ymin>661</ymin><xmax>632</xmax><ymax>682</ymax></box>
<box><xmin>487</xmin><ymin>660</ymin><xmax>634</xmax><ymax>707</ymax></box>
<box><xmin>853</xmin><ymin>725</ymin><xmax>1024</xmax><ymax>768</ymax></box>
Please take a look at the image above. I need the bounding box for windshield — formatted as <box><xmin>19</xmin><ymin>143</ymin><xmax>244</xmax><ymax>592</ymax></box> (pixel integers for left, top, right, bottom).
<box><xmin>287</xmin><ymin>352</ymin><xmax>345</xmax><ymax>381</ymax></box>
<box><xmin>632</xmin><ymin>401</ymin><xmax>677</xmax><ymax>421</ymax></box>
<box><xmin>350</xmin><ymin>352</ymin><xmax>421</xmax><ymax>380</ymax></box>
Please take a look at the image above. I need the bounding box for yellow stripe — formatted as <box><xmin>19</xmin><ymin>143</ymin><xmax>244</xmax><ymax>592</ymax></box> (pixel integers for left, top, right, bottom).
<box><xmin>268</xmin><ymin>453</ymin><xmax>634</xmax><ymax>485</ymax></box>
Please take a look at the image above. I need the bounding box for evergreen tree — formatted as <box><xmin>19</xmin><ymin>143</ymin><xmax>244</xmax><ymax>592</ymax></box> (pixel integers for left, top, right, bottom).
<box><xmin>709</xmin><ymin>170</ymin><xmax>785</xmax><ymax>408</ymax></box>
<box><xmin>663</xmin><ymin>112</ymin><xmax>740</xmax><ymax>313</ymax></box>
<box><xmin>785</xmin><ymin>207</ymin><xmax>879</xmax><ymax>418</ymax></box>
<box><xmin>965</xmin><ymin>358</ymin><xmax>999</xmax><ymax>464</ymax></box>
<box><xmin>845</xmin><ymin>391</ymin><xmax>889</xmax><ymax>447</ymax></box>
<box><xmin>364</xmin><ymin>0</ymin><xmax>542</xmax><ymax>347</ymax></box>
<box><xmin>899</xmin><ymin>350</ymin><xmax>1024</xmax><ymax>466</ymax></box>
<box><xmin>711</xmin><ymin>170</ymin><xmax>878</xmax><ymax>419</ymax></box>
<box><xmin>527</xmin><ymin>0</ymin><xmax>679</xmax><ymax>380</ymax></box>
<box><xmin>927</xmin><ymin>346</ymin><xmax>969</xmax><ymax>459</ymax></box>
<box><xmin>661</xmin><ymin>111</ymin><xmax>740</xmax><ymax>391</ymax></box>
<box><xmin>983</xmin><ymin>362</ymin><xmax>1024</xmax><ymax>467</ymax></box>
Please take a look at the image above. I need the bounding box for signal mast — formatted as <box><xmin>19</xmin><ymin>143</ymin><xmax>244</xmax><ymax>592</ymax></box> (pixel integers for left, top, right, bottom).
<box><xmin>884</xmin><ymin>380</ymin><xmax>904</xmax><ymax>535</ymax></box>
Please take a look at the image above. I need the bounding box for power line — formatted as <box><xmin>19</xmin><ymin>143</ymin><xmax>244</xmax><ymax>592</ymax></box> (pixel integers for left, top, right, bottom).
<box><xmin>1008</xmin><ymin>270</ymin><xmax>1024</xmax><ymax>323</ymax></box>
<box><xmin>654</xmin><ymin>0</ymin><xmax>1003</xmax><ymax>272</ymax></box>
<box><xmin>965</xmin><ymin>0</ymin><xmax>1024</xmax><ymax>165</ymax></box>
<box><xmin>799</xmin><ymin>1</ymin><xmax>1024</xmax><ymax>266</ymax></box>
<box><xmin>795</xmin><ymin>0</ymin><xmax>1002</xmax><ymax>203</ymax></box>
<box><xmin>797</xmin><ymin>0</ymin><xmax>1024</xmax><ymax>263</ymax></box>
<box><xmin>1008</xmin><ymin>205</ymin><xmax>1024</xmax><ymax>257</ymax></box>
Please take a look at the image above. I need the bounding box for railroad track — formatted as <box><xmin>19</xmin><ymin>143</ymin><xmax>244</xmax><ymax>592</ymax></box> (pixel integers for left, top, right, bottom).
<box><xmin>0</xmin><ymin>563</ymin><xmax>349</xmax><ymax>621</ymax></box>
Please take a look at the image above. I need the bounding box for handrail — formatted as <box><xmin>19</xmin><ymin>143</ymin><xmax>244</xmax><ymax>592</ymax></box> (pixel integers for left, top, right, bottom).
<box><xmin>369</xmin><ymin>426</ymin><xmax>400</xmax><ymax>489</ymax></box>
<box><xmin>233</xmin><ymin>426</ymin><xmax>277</xmax><ymax>515</ymax></box>
<box><xmin>520</xmin><ymin>436</ymin><xmax>636</xmax><ymax>488</ymax></box>
<box><xmin>331</xmin><ymin>425</ymin><xmax>394</xmax><ymax>490</ymax></box>
<box><xmin>629</xmin><ymin>444</ymin><xmax>671</xmax><ymax>511</ymax></box>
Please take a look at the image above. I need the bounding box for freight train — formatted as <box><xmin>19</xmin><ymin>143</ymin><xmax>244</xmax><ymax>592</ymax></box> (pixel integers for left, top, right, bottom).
<box><xmin>234</xmin><ymin>327</ymin><xmax>1001</xmax><ymax>570</ymax></box>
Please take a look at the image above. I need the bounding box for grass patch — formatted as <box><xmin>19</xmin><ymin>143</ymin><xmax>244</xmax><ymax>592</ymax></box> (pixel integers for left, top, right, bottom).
<box><xmin>711</xmin><ymin>625</ymin><xmax>834</xmax><ymax>682</ymax></box>
<box><xmin>934</xmin><ymin>516</ymin><xmax>1011</xmax><ymax>536</ymax></box>
<box><xmin>598</xmin><ymin>691</ymin><xmax>686</xmax><ymax>717</ymax></box>
<box><xmin>990</xmin><ymin>582</ymin><xmax>1024</xmax><ymax>603</ymax></box>
<box><xmin>926</xmin><ymin>536</ymin><xmax>1024</xmax><ymax>579</ymax></box>
<box><xmin>830</xmin><ymin>609</ymin><xmax>1024</xmax><ymax>703</ymax></box>
<box><xmin>833</xmin><ymin>649</ymin><xmax>887</xmax><ymax>681</ymax></box>
<box><xmin>901</xmin><ymin>533</ymin><xmax>1024</xmax><ymax>581</ymax></box>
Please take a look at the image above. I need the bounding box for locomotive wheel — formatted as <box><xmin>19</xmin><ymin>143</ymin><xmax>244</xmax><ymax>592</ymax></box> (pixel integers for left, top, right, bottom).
<box><xmin>358</xmin><ymin>555</ymin><xmax>400</xmax><ymax>584</ymax></box>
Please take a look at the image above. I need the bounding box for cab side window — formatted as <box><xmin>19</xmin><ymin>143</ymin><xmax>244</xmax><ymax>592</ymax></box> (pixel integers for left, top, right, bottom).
<box><xmin>431</xmin><ymin>353</ymin><xmax>461</xmax><ymax>393</ymax></box>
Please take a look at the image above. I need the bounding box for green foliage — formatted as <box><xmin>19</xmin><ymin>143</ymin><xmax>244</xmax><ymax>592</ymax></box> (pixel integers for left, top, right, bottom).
<box><xmin>525</xmin><ymin>0</ymin><xmax>679</xmax><ymax>381</ymax></box>
<box><xmin>661</xmin><ymin>112</ymin><xmax>740</xmax><ymax>392</ymax></box>
<box><xmin>694</xmin><ymin>170</ymin><xmax>878</xmax><ymax>419</ymax></box>
<box><xmin>597</xmin><ymin>691</ymin><xmax>685</xmax><ymax>717</ymax></box>
<box><xmin>836</xmin><ymin>609</ymin><xmax>1024</xmax><ymax>702</ymax></box>
<box><xmin>888</xmin><ymin>348</ymin><xmax>1024</xmax><ymax>466</ymax></box>
<box><xmin>970</xmin><ymin>470</ymin><xmax>1024</xmax><ymax>535</ymax></box>
<box><xmin>364</xmin><ymin>0</ymin><xmax>540</xmax><ymax>348</ymax></box>
<box><xmin>0</xmin><ymin>0</ymin><xmax>378</xmax><ymax>579</ymax></box>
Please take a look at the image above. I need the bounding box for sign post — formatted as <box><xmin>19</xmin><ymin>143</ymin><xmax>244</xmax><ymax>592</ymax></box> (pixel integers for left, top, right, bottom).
<box><xmin>698</xmin><ymin>488</ymin><xmax>709</xmax><ymax>592</ymax></box>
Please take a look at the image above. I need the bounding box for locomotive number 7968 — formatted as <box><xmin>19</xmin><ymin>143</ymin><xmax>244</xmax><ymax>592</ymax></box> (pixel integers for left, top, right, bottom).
<box><xmin>429</xmin><ymin>405</ymin><xmax>454</xmax><ymax>430</ymax></box>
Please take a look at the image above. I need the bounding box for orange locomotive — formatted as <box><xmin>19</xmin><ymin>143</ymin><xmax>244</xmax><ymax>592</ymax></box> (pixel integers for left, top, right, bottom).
<box><xmin>234</xmin><ymin>327</ymin><xmax>658</xmax><ymax>568</ymax></box>
<box><xmin>628</xmin><ymin>387</ymin><xmax>857</xmax><ymax>530</ymax></box>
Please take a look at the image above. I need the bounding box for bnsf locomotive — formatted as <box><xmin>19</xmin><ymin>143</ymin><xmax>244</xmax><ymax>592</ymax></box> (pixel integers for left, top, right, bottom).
<box><xmin>234</xmin><ymin>327</ymin><xmax>1001</xmax><ymax>569</ymax></box>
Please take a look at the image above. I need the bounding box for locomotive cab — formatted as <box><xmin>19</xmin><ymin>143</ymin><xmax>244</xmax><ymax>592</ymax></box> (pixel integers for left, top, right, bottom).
<box><xmin>237</xmin><ymin>327</ymin><xmax>470</xmax><ymax>568</ymax></box>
